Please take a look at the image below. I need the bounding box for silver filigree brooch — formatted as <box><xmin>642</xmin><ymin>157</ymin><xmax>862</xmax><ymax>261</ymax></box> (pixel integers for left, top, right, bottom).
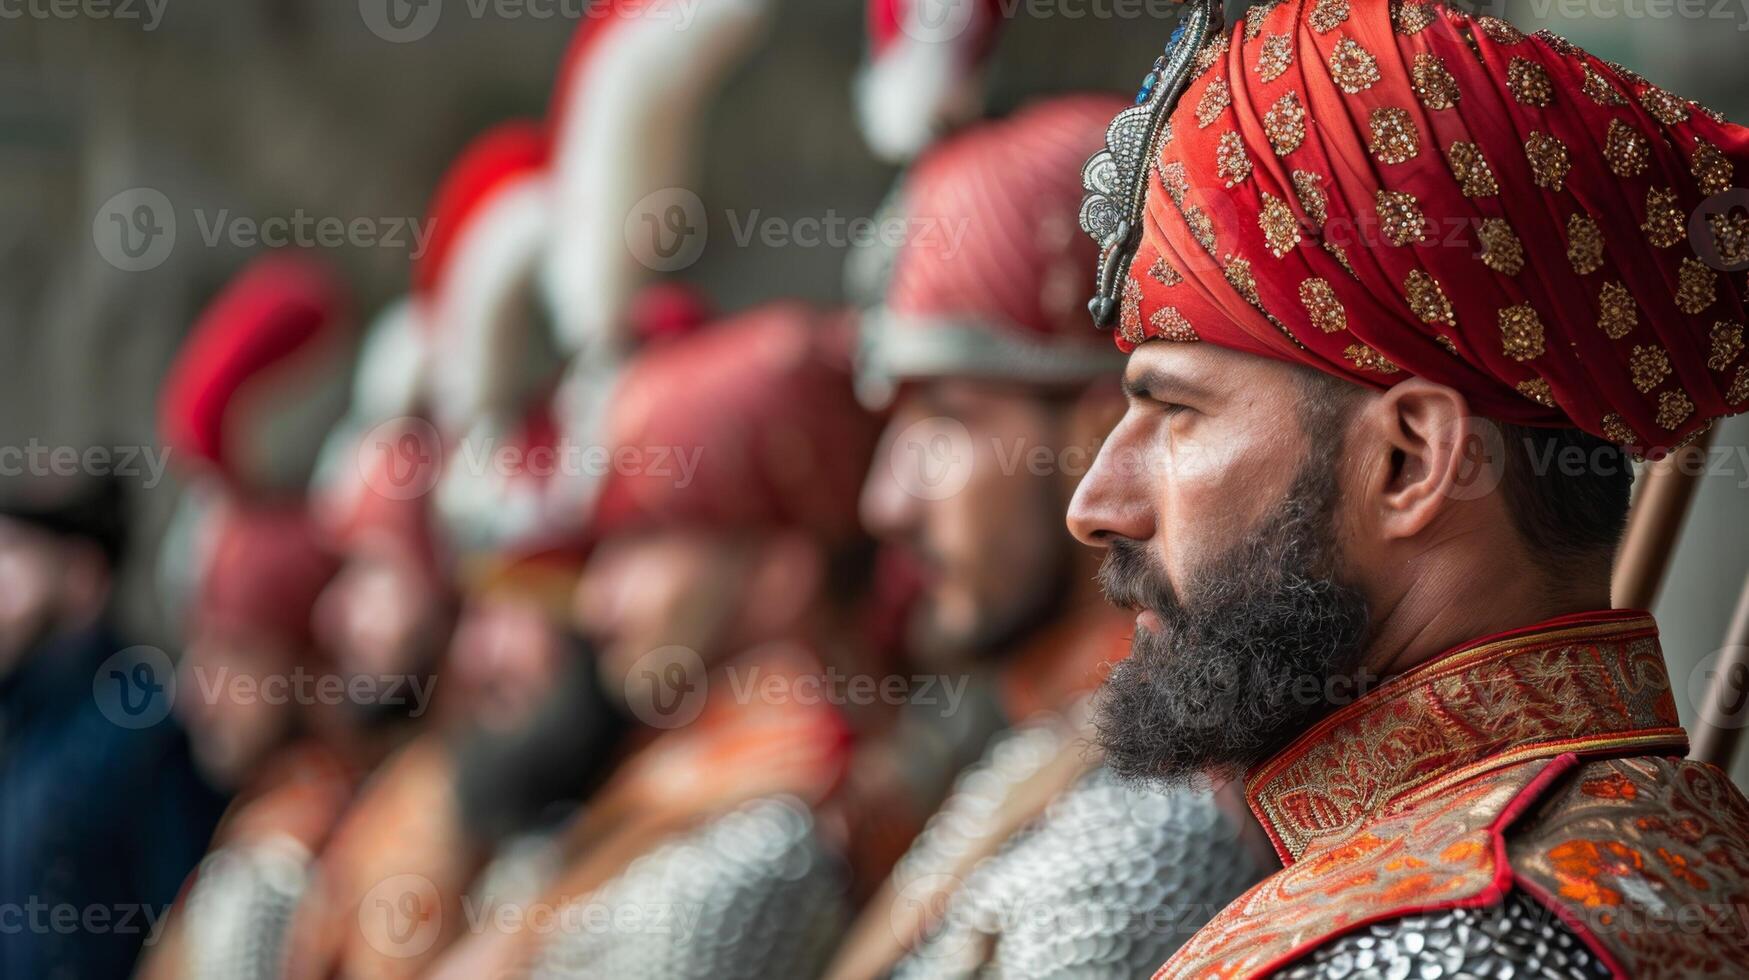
<box><xmin>1080</xmin><ymin>0</ymin><xmax>1225</xmax><ymax>327</ymax></box>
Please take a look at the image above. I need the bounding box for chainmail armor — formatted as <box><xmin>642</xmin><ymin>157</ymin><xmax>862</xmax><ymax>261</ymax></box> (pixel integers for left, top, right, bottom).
<box><xmin>888</xmin><ymin>717</ymin><xmax>1071</xmax><ymax>896</ymax></box>
<box><xmin>1273</xmin><ymin>889</ymin><xmax>1612</xmax><ymax>980</ymax></box>
<box><xmin>528</xmin><ymin>795</ymin><xmax>846</xmax><ymax>979</ymax></box>
<box><xmin>892</xmin><ymin>758</ymin><xmax>1262</xmax><ymax>978</ymax></box>
<box><xmin>181</xmin><ymin>836</ymin><xmax>312</xmax><ymax>980</ymax></box>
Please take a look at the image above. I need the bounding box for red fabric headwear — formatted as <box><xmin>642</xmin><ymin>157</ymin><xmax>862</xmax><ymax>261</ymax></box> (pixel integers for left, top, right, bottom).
<box><xmin>160</xmin><ymin>255</ymin><xmax>349</xmax><ymax>488</ymax></box>
<box><xmin>590</xmin><ymin>303</ymin><xmax>879</xmax><ymax>541</ymax></box>
<box><xmin>161</xmin><ymin>254</ymin><xmax>350</xmax><ymax>649</ymax></box>
<box><xmin>1107</xmin><ymin>0</ymin><xmax>1748</xmax><ymax>456</ymax></box>
<box><xmin>858</xmin><ymin>0</ymin><xmax>1008</xmax><ymax>161</ymax></box>
<box><xmin>413</xmin><ymin>120</ymin><xmax>550</xmax><ymax>301</ymax></box>
<box><xmin>197</xmin><ymin>502</ymin><xmax>341</xmax><ymax>649</ymax></box>
<box><xmin>859</xmin><ymin>96</ymin><xmax>1131</xmax><ymax>404</ymax></box>
<box><xmin>417</xmin><ymin>120</ymin><xmax>553</xmax><ymax>435</ymax></box>
<box><xmin>317</xmin><ymin>415</ymin><xmax>445</xmax><ymax>579</ymax></box>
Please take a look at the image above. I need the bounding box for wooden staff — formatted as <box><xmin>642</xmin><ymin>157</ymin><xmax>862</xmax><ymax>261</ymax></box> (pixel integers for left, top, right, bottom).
<box><xmin>1611</xmin><ymin>426</ymin><xmax>1716</xmax><ymax>610</ymax></box>
<box><xmin>1688</xmin><ymin>576</ymin><xmax>1749</xmax><ymax>771</ymax></box>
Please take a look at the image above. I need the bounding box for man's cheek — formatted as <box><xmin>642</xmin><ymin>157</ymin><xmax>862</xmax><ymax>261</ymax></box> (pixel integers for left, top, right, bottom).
<box><xmin>1156</xmin><ymin>472</ymin><xmax>1236</xmax><ymax>585</ymax></box>
<box><xmin>1155</xmin><ymin>418</ymin><xmax>1240</xmax><ymax>481</ymax></box>
<box><xmin>930</xmin><ymin>498</ymin><xmax>979</xmax><ymax>582</ymax></box>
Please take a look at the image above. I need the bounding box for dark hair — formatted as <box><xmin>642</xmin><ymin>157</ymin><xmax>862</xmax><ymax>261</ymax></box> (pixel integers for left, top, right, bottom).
<box><xmin>1293</xmin><ymin>371</ymin><xmax>1632</xmax><ymax>571</ymax></box>
<box><xmin>1495</xmin><ymin>423</ymin><xmax>1633</xmax><ymax>571</ymax></box>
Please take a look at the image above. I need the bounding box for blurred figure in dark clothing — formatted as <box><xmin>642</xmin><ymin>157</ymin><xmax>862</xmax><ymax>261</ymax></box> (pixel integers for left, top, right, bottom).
<box><xmin>0</xmin><ymin>476</ymin><xmax>226</xmax><ymax>980</ymax></box>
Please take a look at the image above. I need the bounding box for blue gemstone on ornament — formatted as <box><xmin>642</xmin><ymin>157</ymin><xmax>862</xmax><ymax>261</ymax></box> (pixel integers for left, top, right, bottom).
<box><xmin>1166</xmin><ymin>20</ymin><xmax>1185</xmax><ymax>53</ymax></box>
<box><xmin>1135</xmin><ymin>73</ymin><xmax>1158</xmax><ymax>104</ymax></box>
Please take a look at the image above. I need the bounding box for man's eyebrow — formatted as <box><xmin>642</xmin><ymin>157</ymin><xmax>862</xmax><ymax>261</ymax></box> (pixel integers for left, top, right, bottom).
<box><xmin>1122</xmin><ymin>367</ymin><xmax>1215</xmax><ymax>403</ymax></box>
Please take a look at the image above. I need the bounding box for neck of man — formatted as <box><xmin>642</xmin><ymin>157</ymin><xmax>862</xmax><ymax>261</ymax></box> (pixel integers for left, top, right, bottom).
<box><xmin>1360</xmin><ymin>537</ymin><xmax>1614</xmax><ymax>681</ymax></box>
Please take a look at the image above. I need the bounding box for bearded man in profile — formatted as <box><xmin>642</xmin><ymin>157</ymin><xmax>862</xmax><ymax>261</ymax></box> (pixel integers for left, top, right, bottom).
<box><xmin>1068</xmin><ymin>0</ymin><xmax>1749</xmax><ymax>976</ymax></box>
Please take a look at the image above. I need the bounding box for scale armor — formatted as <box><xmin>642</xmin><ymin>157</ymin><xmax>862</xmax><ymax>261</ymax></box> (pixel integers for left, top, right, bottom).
<box><xmin>891</xmin><ymin>723</ymin><xmax>1263</xmax><ymax>978</ymax></box>
<box><xmin>181</xmin><ymin>837</ymin><xmax>312</xmax><ymax>980</ymax></box>
<box><xmin>528</xmin><ymin>795</ymin><xmax>847</xmax><ymax>979</ymax></box>
<box><xmin>1274</xmin><ymin>889</ymin><xmax>1612</xmax><ymax>980</ymax></box>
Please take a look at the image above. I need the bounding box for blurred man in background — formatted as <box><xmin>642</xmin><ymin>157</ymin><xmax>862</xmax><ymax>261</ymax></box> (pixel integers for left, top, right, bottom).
<box><xmin>276</xmin><ymin>393</ymin><xmax>466</xmax><ymax>980</ymax></box>
<box><xmin>276</xmin><ymin>124</ymin><xmax>542</xmax><ymax>980</ymax></box>
<box><xmin>829</xmin><ymin>96</ymin><xmax>1269</xmax><ymax>979</ymax></box>
<box><xmin>136</xmin><ymin>255</ymin><xmax>368</xmax><ymax>980</ymax></box>
<box><xmin>427</xmin><ymin>302</ymin><xmax>883</xmax><ymax>979</ymax></box>
<box><xmin>0</xmin><ymin>475</ymin><xmax>225</xmax><ymax>980</ymax></box>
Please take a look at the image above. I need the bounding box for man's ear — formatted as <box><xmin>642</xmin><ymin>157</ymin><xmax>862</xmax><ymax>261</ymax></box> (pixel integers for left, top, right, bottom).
<box><xmin>1355</xmin><ymin>377</ymin><xmax>1484</xmax><ymax>542</ymax></box>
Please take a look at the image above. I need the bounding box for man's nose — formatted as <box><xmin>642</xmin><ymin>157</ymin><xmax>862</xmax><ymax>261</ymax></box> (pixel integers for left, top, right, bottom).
<box><xmin>1067</xmin><ymin>439</ymin><xmax>1155</xmax><ymax>548</ymax></box>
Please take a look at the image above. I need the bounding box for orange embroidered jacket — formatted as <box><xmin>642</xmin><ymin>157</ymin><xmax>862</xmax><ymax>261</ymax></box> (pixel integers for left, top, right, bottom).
<box><xmin>1155</xmin><ymin>610</ymin><xmax>1749</xmax><ymax>980</ymax></box>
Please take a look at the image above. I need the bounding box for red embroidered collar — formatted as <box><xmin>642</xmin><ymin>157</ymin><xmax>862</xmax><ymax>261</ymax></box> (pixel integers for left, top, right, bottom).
<box><xmin>1243</xmin><ymin>610</ymin><xmax>1688</xmax><ymax>865</ymax></box>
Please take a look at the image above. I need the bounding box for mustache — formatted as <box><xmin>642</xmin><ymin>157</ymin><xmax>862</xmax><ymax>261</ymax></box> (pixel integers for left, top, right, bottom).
<box><xmin>1096</xmin><ymin>538</ymin><xmax>1180</xmax><ymax>616</ymax></box>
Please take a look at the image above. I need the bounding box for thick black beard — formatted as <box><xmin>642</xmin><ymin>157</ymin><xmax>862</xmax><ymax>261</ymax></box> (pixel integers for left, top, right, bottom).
<box><xmin>1091</xmin><ymin>464</ymin><xmax>1371</xmax><ymax>788</ymax></box>
<box><xmin>451</xmin><ymin>635</ymin><xmax>632</xmax><ymax>845</ymax></box>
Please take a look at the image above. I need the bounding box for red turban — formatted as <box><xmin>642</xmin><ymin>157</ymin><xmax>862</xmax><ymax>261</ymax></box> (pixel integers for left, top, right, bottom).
<box><xmin>590</xmin><ymin>303</ymin><xmax>879</xmax><ymax>541</ymax></box>
<box><xmin>159</xmin><ymin>254</ymin><xmax>349</xmax><ymax>489</ymax></box>
<box><xmin>317</xmin><ymin>416</ymin><xmax>446</xmax><ymax>582</ymax></box>
<box><xmin>1088</xmin><ymin>0</ymin><xmax>1749</xmax><ymax>456</ymax></box>
<box><xmin>197</xmin><ymin>502</ymin><xmax>341</xmax><ymax>650</ymax></box>
<box><xmin>859</xmin><ymin>96</ymin><xmax>1130</xmax><ymax>404</ymax></box>
<box><xmin>161</xmin><ymin>254</ymin><xmax>350</xmax><ymax>650</ymax></box>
